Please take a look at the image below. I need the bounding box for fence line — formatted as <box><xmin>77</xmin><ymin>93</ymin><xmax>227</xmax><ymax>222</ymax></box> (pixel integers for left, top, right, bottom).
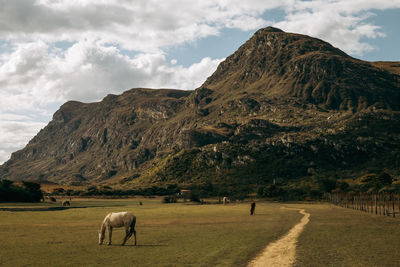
<box><xmin>329</xmin><ymin>192</ymin><xmax>400</xmax><ymax>218</ymax></box>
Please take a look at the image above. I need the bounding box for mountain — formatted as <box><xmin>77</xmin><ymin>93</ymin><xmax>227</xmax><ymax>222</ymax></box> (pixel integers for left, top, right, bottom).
<box><xmin>203</xmin><ymin>27</ymin><xmax>399</xmax><ymax>111</ymax></box>
<box><xmin>1</xmin><ymin>27</ymin><xmax>399</xmax><ymax>188</ymax></box>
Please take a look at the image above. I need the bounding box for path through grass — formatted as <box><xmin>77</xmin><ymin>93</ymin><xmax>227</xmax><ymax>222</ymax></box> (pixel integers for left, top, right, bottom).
<box><xmin>293</xmin><ymin>203</ymin><xmax>400</xmax><ymax>267</ymax></box>
<box><xmin>0</xmin><ymin>199</ymin><xmax>300</xmax><ymax>266</ymax></box>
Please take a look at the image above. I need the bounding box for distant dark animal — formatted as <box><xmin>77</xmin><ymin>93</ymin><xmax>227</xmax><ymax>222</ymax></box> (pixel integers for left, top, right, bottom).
<box><xmin>62</xmin><ymin>200</ymin><xmax>70</xmax><ymax>206</ymax></box>
<box><xmin>250</xmin><ymin>201</ymin><xmax>256</xmax><ymax>215</ymax></box>
<box><xmin>98</xmin><ymin>212</ymin><xmax>136</xmax><ymax>246</ymax></box>
<box><xmin>139</xmin><ymin>201</ymin><xmax>143</xmax><ymax>206</ymax></box>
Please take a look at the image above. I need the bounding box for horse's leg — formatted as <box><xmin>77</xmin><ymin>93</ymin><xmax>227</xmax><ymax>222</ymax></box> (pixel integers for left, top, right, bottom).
<box><xmin>123</xmin><ymin>225</ymin><xmax>136</xmax><ymax>246</ymax></box>
<box><xmin>108</xmin><ymin>226</ymin><xmax>113</xmax><ymax>245</ymax></box>
<box><xmin>133</xmin><ymin>229</ymin><xmax>136</xmax><ymax>246</ymax></box>
<box><xmin>122</xmin><ymin>227</ymin><xmax>130</xmax><ymax>246</ymax></box>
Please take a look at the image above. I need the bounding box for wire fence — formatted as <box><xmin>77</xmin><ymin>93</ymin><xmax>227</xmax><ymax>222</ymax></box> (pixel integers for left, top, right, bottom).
<box><xmin>329</xmin><ymin>192</ymin><xmax>400</xmax><ymax>218</ymax></box>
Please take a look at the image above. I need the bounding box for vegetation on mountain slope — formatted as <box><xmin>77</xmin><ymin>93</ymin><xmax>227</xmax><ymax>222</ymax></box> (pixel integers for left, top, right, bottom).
<box><xmin>0</xmin><ymin>27</ymin><xmax>399</xmax><ymax>199</ymax></box>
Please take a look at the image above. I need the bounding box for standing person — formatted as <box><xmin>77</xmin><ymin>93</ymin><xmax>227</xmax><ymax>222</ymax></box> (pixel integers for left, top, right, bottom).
<box><xmin>250</xmin><ymin>201</ymin><xmax>256</xmax><ymax>215</ymax></box>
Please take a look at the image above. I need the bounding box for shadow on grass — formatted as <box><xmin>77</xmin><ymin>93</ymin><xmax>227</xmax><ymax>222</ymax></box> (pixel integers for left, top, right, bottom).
<box><xmin>0</xmin><ymin>205</ymin><xmax>127</xmax><ymax>212</ymax></box>
<box><xmin>106</xmin><ymin>244</ymin><xmax>167</xmax><ymax>247</ymax></box>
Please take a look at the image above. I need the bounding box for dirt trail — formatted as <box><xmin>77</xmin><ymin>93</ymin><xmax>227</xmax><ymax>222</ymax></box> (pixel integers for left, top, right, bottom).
<box><xmin>247</xmin><ymin>208</ymin><xmax>310</xmax><ymax>267</ymax></box>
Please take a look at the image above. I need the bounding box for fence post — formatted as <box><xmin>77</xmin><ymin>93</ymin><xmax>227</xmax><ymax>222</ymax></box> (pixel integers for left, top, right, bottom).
<box><xmin>386</xmin><ymin>194</ymin><xmax>389</xmax><ymax>216</ymax></box>
<box><xmin>364</xmin><ymin>194</ymin><xmax>367</xmax><ymax>212</ymax></box>
<box><xmin>379</xmin><ymin>194</ymin><xmax>382</xmax><ymax>216</ymax></box>
<box><xmin>375</xmin><ymin>194</ymin><xmax>377</xmax><ymax>215</ymax></box>
<box><xmin>398</xmin><ymin>194</ymin><xmax>400</xmax><ymax>218</ymax></box>
<box><xmin>363</xmin><ymin>194</ymin><xmax>366</xmax><ymax>212</ymax></box>
<box><xmin>356</xmin><ymin>195</ymin><xmax>359</xmax><ymax>210</ymax></box>
<box><xmin>392</xmin><ymin>193</ymin><xmax>395</xmax><ymax>218</ymax></box>
<box><xmin>383</xmin><ymin>194</ymin><xmax>386</xmax><ymax>216</ymax></box>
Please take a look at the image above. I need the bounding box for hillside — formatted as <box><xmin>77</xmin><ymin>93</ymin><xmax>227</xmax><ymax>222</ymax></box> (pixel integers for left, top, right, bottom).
<box><xmin>1</xmin><ymin>27</ymin><xmax>399</xmax><ymax>188</ymax></box>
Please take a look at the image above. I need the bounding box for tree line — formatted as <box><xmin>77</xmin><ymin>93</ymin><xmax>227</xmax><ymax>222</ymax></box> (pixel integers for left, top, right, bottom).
<box><xmin>2</xmin><ymin>171</ymin><xmax>397</xmax><ymax>202</ymax></box>
<box><xmin>0</xmin><ymin>180</ymin><xmax>43</xmax><ymax>202</ymax></box>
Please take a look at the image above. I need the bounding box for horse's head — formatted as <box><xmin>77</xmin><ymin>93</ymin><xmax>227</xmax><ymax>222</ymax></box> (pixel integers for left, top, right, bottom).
<box><xmin>98</xmin><ymin>230</ymin><xmax>105</xmax><ymax>245</ymax></box>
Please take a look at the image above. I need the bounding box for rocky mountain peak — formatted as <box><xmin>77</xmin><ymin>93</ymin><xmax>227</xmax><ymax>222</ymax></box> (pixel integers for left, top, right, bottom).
<box><xmin>0</xmin><ymin>28</ymin><xmax>399</xmax><ymax>187</ymax></box>
<box><xmin>203</xmin><ymin>27</ymin><xmax>399</xmax><ymax>111</ymax></box>
<box><xmin>256</xmin><ymin>26</ymin><xmax>284</xmax><ymax>33</ymax></box>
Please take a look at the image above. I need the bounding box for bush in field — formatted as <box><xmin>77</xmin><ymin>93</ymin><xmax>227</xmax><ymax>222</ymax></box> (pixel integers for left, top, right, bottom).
<box><xmin>262</xmin><ymin>184</ymin><xmax>284</xmax><ymax>197</ymax></box>
<box><xmin>189</xmin><ymin>191</ymin><xmax>201</xmax><ymax>202</ymax></box>
<box><xmin>22</xmin><ymin>181</ymin><xmax>43</xmax><ymax>202</ymax></box>
<box><xmin>162</xmin><ymin>195</ymin><xmax>177</xmax><ymax>203</ymax></box>
<box><xmin>335</xmin><ymin>181</ymin><xmax>350</xmax><ymax>192</ymax></box>
<box><xmin>52</xmin><ymin>187</ymin><xmax>66</xmax><ymax>195</ymax></box>
<box><xmin>360</xmin><ymin>172</ymin><xmax>393</xmax><ymax>192</ymax></box>
<box><xmin>0</xmin><ymin>179</ymin><xmax>43</xmax><ymax>202</ymax></box>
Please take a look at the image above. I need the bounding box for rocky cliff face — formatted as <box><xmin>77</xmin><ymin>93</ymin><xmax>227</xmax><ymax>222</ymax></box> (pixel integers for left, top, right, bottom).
<box><xmin>1</xmin><ymin>27</ymin><xmax>399</xmax><ymax>186</ymax></box>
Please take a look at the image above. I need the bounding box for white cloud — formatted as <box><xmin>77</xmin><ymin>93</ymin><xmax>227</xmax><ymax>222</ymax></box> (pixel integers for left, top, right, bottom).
<box><xmin>0</xmin><ymin>39</ymin><xmax>223</xmax><ymax>104</ymax></box>
<box><xmin>0</xmin><ymin>0</ymin><xmax>277</xmax><ymax>51</ymax></box>
<box><xmin>1</xmin><ymin>1</ymin><xmax>397</xmax><ymax>54</ymax></box>
<box><xmin>0</xmin><ymin>116</ymin><xmax>46</xmax><ymax>164</ymax></box>
<box><xmin>0</xmin><ymin>0</ymin><xmax>400</xmax><ymax>164</ymax></box>
<box><xmin>275</xmin><ymin>0</ymin><xmax>400</xmax><ymax>56</ymax></box>
<box><xmin>0</xmin><ymin>39</ymin><xmax>222</xmax><ymax>163</ymax></box>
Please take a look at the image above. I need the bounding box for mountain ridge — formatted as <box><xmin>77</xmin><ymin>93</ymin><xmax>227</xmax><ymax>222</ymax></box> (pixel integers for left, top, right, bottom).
<box><xmin>202</xmin><ymin>27</ymin><xmax>399</xmax><ymax>111</ymax></box>
<box><xmin>1</xmin><ymin>27</ymin><xmax>399</xmax><ymax>187</ymax></box>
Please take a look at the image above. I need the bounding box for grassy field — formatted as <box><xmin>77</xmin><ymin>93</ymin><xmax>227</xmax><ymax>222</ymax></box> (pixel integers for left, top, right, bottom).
<box><xmin>2</xmin><ymin>200</ymin><xmax>400</xmax><ymax>266</ymax></box>
<box><xmin>293</xmin><ymin>204</ymin><xmax>400</xmax><ymax>267</ymax></box>
<box><xmin>0</xmin><ymin>198</ymin><xmax>301</xmax><ymax>266</ymax></box>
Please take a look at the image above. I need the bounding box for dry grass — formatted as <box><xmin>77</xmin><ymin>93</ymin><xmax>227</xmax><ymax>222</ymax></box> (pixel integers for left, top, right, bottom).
<box><xmin>0</xmin><ymin>199</ymin><xmax>300</xmax><ymax>267</ymax></box>
<box><xmin>293</xmin><ymin>203</ymin><xmax>400</xmax><ymax>267</ymax></box>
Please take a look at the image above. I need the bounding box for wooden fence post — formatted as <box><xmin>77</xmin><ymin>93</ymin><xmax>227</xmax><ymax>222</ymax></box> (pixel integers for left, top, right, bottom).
<box><xmin>365</xmin><ymin>194</ymin><xmax>367</xmax><ymax>212</ymax></box>
<box><xmin>392</xmin><ymin>193</ymin><xmax>395</xmax><ymax>218</ymax></box>
<box><xmin>356</xmin><ymin>195</ymin><xmax>359</xmax><ymax>210</ymax></box>
<box><xmin>385</xmin><ymin>194</ymin><xmax>389</xmax><ymax>216</ymax></box>
<box><xmin>398</xmin><ymin>194</ymin><xmax>400</xmax><ymax>217</ymax></box>
<box><xmin>382</xmin><ymin>194</ymin><xmax>385</xmax><ymax>216</ymax></box>
<box><xmin>379</xmin><ymin>194</ymin><xmax>382</xmax><ymax>216</ymax></box>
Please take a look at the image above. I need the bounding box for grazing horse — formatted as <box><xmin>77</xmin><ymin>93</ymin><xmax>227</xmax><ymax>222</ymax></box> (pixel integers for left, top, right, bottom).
<box><xmin>62</xmin><ymin>200</ymin><xmax>70</xmax><ymax>206</ymax></box>
<box><xmin>98</xmin><ymin>212</ymin><xmax>136</xmax><ymax>246</ymax></box>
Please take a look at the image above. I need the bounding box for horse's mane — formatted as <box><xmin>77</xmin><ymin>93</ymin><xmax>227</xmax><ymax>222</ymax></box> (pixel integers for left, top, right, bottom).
<box><xmin>99</xmin><ymin>213</ymin><xmax>110</xmax><ymax>238</ymax></box>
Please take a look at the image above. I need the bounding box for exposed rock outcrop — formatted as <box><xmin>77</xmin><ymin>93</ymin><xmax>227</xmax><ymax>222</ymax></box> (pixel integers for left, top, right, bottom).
<box><xmin>1</xmin><ymin>28</ymin><xmax>399</xmax><ymax>186</ymax></box>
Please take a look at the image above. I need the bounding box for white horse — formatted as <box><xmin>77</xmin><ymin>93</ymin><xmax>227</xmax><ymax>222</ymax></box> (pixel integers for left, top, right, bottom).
<box><xmin>98</xmin><ymin>212</ymin><xmax>136</xmax><ymax>246</ymax></box>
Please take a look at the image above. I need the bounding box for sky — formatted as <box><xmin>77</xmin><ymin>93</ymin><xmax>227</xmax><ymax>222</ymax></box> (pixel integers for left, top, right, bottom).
<box><xmin>0</xmin><ymin>0</ymin><xmax>399</xmax><ymax>164</ymax></box>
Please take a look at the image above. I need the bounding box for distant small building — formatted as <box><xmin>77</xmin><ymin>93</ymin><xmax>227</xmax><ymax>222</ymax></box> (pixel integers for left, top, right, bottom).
<box><xmin>179</xmin><ymin>190</ymin><xmax>192</xmax><ymax>201</ymax></box>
